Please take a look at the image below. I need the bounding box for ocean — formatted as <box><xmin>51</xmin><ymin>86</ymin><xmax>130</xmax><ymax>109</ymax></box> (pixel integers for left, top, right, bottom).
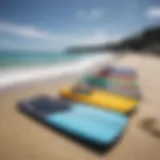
<box><xmin>0</xmin><ymin>51</ymin><xmax>114</xmax><ymax>89</ymax></box>
<box><xmin>0</xmin><ymin>51</ymin><xmax>85</xmax><ymax>68</ymax></box>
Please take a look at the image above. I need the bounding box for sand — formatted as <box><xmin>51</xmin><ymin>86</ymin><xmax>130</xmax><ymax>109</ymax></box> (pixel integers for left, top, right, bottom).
<box><xmin>0</xmin><ymin>53</ymin><xmax>160</xmax><ymax>160</ymax></box>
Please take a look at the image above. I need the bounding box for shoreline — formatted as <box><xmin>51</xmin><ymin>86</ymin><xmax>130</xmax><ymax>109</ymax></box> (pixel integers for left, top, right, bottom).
<box><xmin>0</xmin><ymin>53</ymin><xmax>116</xmax><ymax>94</ymax></box>
<box><xmin>0</xmin><ymin>53</ymin><xmax>115</xmax><ymax>92</ymax></box>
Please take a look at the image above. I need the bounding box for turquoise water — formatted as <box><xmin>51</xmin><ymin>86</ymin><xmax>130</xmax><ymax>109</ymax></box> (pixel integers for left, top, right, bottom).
<box><xmin>0</xmin><ymin>51</ymin><xmax>85</xmax><ymax>67</ymax></box>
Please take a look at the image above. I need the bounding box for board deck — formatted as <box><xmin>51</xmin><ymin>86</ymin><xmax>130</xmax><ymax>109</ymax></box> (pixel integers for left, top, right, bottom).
<box><xmin>18</xmin><ymin>96</ymin><xmax>128</xmax><ymax>148</ymax></box>
<box><xmin>60</xmin><ymin>87</ymin><xmax>137</xmax><ymax>114</ymax></box>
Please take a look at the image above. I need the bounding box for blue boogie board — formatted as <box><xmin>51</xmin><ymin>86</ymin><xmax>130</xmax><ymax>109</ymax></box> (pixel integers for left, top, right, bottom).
<box><xmin>18</xmin><ymin>96</ymin><xmax>128</xmax><ymax>150</ymax></box>
<box><xmin>110</xmin><ymin>67</ymin><xmax>136</xmax><ymax>76</ymax></box>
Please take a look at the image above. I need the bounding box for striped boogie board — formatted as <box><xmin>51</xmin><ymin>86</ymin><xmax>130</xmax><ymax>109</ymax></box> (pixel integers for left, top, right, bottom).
<box><xmin>18</xmin><ymin>96</ymin><xmax>128</xmax><ymax>149</ymax></box>
<box><xmin>83</xmin><ymin>74</ymin><xmax>137</xmax><ymax>88</ymax></box>
<box><xmin>81</xmin><ymin>67</ymin><xmax>140</xmax><ymax>99</ymax></box>
<box><xmin>109</xmin><ymin>67</ymin><xmax>136</xmax><ymax>75</ymax></box>
<box><xmin>97</xmin><ymin>67</ymin><xmax>137</xmax><ymax>79</ymax></box>
<box><xmin>109</xmin><ymin>67</ymin><xmax>137</xmax><ymax>79</ymax></box>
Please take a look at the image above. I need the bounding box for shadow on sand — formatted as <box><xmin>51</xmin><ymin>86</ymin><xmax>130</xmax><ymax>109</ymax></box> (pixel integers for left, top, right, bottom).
<box><xmin>139</xmin><ymin>117</ymin><xmax>160</xmax><ymax>140</ymax></box>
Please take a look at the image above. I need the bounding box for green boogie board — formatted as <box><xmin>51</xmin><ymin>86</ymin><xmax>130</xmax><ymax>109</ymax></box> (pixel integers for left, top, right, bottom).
<box><xmin>84</xmin><ymin>75</ymin><xmax>109</xmax><ymax>88</ymax></box>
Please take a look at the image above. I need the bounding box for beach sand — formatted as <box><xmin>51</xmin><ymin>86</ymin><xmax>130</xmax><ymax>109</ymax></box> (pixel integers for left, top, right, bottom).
<box><xmin>0</xmin><ymin>53</ymin><xmax>160</xmax><ymax>160</ymax></box>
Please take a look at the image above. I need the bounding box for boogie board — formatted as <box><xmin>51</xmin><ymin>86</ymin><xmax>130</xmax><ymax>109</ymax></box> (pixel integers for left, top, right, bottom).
<box><xmin>107</xmin><ymin>85</ymin><xmax>141</xmax><ymax>100</ymax></box>
<box><xmin>60</xmin><ymin>87</ymin><xmax>137</xmax><ymax>114</ymax></box>
<box><xmin>84</xmin><ymin>75</ymin><xmax>108</xmax><ymax>88</ymax></box>
<box><xmin>110</xmin><ymin>67</ymin><xmax>136</xmax><ymax>74</ymax></box>
<box><xmin>109</xmin><ymin>67</ymin><xmax>137</xmax><ymax>79</ymax></box>
<box><xmin>83</xmin><ymin>74</ymin><xmax>140</xmax><ymax>99</ymax></box>
<box><xmin>97</xmin><ymin>67</ymin><xmax>137</xmax><ymax>79</ymax></box>
<box><xmin>18</xmin><ymin>96</ymin><xmax>128</xmax><ymax>149</ymax></box>
<box><xmin>84</xmin><ymin>75</ymin><xmax>137</xmax><ymax>88</ymax></box>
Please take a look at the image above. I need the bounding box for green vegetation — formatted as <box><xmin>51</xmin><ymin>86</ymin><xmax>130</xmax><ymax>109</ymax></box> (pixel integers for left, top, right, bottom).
<box><xmin>67</xmin><ymin>26</ymin><xmax>160</xmax><ymax>54</ymax></box>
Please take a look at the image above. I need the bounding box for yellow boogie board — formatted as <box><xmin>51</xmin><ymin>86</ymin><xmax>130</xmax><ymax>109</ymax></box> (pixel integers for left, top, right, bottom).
<box><xmin>60</xmin><ymin>87</ymin><xmax>138</xmax><ymax>114</ymax></box>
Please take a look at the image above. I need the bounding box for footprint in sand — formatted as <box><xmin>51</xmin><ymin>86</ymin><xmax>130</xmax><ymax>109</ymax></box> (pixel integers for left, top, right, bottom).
<box><xmin>139</xmin><ymin>117</ymin><xmax>160</xmax><ymax>139</ymax></box>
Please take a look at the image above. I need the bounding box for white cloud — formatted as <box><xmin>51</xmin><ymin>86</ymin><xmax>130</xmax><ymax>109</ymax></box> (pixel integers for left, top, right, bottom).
<box><xmin>0</xmin><ymin>22</ymin><xmax>51</xmax><ymax>39</ymax></box>
<box><xmin>0</xmin><ymin>22</ymin><xmax>122</xmax><ymax>49</ymax></box>
<box><xmin>146</xmin><ymin>7</ymin><xmax>160</xmax><ymax>18</ymax></box>
<box><xmin>73</xmin><ymin>30</ymin><xmax>122</xmax><ymax>46</ymax></box>
<box><xmin>77</xmin><ymin>9</ymin><xmax>104</xmax><ymax>20</ymax></box>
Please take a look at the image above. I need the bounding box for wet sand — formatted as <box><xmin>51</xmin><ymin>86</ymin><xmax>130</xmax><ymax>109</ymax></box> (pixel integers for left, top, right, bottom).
<box><xmin>0</xmin><ymin>53</ymin><xmax>160</xmax><ymax>160</ymax></box>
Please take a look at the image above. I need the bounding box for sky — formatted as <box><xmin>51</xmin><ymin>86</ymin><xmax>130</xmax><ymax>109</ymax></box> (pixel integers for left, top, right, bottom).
<box><xmin>0</xmin><ymin>0</ymin><xmax>159</xmax><ymax>51</ymax></box>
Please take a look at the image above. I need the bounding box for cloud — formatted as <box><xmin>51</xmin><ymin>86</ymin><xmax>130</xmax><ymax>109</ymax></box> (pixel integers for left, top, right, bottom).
<box><xmin>146</xmin><ymin>7</ymin><xmax>160</xmax><ymax>18</ymax></box>
<box><xmin>0</xmin><ymin>22</ymin><xmax>78</xmax><ymax>41</ymax></box>
<box><xmin>77</xmin><ymin>9</ymin><xmax>104</xmax><ymax>20</ymax></box>
<box><xmin>0</xmin><ymin>22</ymin><xmax>122</xmax><ymax>50</ymax></box>
<box><xmin>0</xmin><ymin>22</ymin><xmax>51</xmax><ymax>39</ymax></box>
<box><xmin>73</xmin><ymin>30</ymin><xmax>122</xmax><ymax>46</ymax></box>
